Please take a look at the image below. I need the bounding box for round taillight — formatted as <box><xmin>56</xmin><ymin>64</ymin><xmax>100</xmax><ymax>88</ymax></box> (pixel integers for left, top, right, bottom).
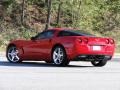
<box><xmin>110</xmin><ymin>39</ymin><xmax>114</xmax><ymax>44</ymax></box>
<box><xmin>78</xmin><ymin>38</ymin><xmax>82</xmax><ymax>43</ymax></box>
<box><xmin>84</xmin><ymin>38</ymin><xmax>88</xmax><ymax>44</ymax></box>
<box><xmin>106</xmin><ymin>39</ymin><xmax>109</xmax><ymax>44</ymax></box>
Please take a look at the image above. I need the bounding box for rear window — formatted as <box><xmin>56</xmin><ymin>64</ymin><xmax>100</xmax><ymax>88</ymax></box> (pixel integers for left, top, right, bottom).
<box><xmin>71</xmin><ymin>30</ymin><xmax>94</xmax><ymax>36</ymax></box>
<box><xmin>58</xmin><ymin>30</ymin><xmax>94</xmax><ymax>37</ymax></box>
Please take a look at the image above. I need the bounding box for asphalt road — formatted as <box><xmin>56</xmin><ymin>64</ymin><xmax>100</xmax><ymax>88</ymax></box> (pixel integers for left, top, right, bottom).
<box><xmin>0</xmin><ymin>56</ymin><xmax>120</xmax><ymax>90</ymax></box>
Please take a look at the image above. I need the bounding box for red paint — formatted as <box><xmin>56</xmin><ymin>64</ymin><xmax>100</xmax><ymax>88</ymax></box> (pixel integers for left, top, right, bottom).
<box><xmin>7</xmin><ymin>28</ymin><xmax>115</xmax><ymax>62</ymax></box>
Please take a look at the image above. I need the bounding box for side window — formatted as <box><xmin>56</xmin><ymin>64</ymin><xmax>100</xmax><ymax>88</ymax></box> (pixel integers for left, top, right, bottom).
<box><xmin>37</xmin><ymin>32</ymin><xmax>46</xmax><ymax>39</ymax></box>
<box><xmin>58</xmin><ymin>31</ymin><xmax>73</xmax><ymax>37</ymax></box>
<box><xmin>46</xmin><ymin>31</ymin><xmax>55</xmax><ymax>38</ymax></box>
<box><xmin>36</xmin><ymin>30</ymin><xmax>55</xmax><ymax>39</ymax></box>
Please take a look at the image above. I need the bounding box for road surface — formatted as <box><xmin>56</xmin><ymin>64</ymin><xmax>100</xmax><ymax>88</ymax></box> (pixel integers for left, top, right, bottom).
<box><xmin>0</xmin><ymin>56</ymin><xmax>120</xmax><ymax>90</ymax></box>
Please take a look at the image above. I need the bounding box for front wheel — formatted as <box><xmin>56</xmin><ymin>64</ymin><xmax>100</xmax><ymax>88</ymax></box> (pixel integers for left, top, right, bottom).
<box><xmin>6</xmin><ymin>46</ymin><xmax>22</xmax><ymax>63</ymax></box>
<box><xmin>52</xmin><ymin>46</ymin><xmax>69</xmax><ymax>66</ymax></box>
<box><xmin>91</xmin><ymin>60</ymin><xmax>107</xmax><ymax>67</ymax></box>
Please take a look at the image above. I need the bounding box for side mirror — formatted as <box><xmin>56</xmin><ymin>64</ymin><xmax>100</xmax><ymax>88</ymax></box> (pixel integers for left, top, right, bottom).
<box><xmin>31</xmin><ymin>37</ymin><xmax>36</xmax><ymax>40</ymax></box>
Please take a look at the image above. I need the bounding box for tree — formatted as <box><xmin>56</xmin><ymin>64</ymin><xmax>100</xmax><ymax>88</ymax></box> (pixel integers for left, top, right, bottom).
<box><xmin>56</xmin><ymin>0</ymin><xmax>62</xmax><ymax>25</ymax></box>
<box><xmin>21</xmin><ymin>0</ymin><xmax>25</xmax><ymax>25</ymax></box>
<box><xmin>45</xmin><ymin>0</ymin><xmax>52</xmax><ymax>30</ymax></box>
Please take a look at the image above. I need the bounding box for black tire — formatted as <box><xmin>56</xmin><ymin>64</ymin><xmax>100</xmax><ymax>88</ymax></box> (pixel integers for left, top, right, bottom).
<box><xmin>91</xmin><ymin>60</ymin><xmax>107</xmax><ymax>67</ymax></box>
<box><xmin>52</xmin><ymin>46</ymin><xmax>69</xmax><ymax>66</ymax></box>
<box><xmin>45</xmin><ymin>61</ymin><xmax>52</xmax><ymax>63</ymax></box>
<box><xmin>6</xmin><ymin>46</ymin><xmax>22</xmax><ymax>63</ymax></box>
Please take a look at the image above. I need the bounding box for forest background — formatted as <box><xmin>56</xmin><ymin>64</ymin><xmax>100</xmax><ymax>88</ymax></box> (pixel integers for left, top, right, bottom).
<box><xmin>0</xmin><ymin>0</ymin><xmax>120</xmax><ymax>52</ymax></box>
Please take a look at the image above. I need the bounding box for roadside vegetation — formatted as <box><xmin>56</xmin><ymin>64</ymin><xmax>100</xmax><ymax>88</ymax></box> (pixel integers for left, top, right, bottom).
<box><xmin>0</xmin><ymin>0</ymin><xmax>120</xmax><ymax>52</ymax></box>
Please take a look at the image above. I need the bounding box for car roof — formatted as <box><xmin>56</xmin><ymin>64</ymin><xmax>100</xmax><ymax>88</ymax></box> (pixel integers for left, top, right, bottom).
<box><xmin>48</xmin><ymin>28</ymin><xmax>94</xmax><ymax>36</ymax></box>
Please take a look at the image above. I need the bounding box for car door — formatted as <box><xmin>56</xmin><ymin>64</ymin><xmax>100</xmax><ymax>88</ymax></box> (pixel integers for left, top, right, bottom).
<box><xmin>23</xmin><ymin>30</ymin><xmax>55</xmax><ymax>60</ymax></box>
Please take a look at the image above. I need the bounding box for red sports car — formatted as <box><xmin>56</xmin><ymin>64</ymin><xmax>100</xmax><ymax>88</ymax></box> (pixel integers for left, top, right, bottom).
<box><xmin>6</xmin><ymin>28</ymin><xmax>115</xmax><ymax>66</ymax></box>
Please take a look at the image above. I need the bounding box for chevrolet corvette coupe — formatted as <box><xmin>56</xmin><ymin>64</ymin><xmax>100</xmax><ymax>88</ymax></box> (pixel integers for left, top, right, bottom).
<box><xmin>6</xmin><ymin>28</ymin><xmax>115</xmax><ymax>66</ymax></box>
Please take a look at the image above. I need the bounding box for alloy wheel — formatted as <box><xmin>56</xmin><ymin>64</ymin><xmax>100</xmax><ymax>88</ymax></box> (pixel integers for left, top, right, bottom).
<box><xmin>53</xmin><ymin>47</ymin><xmax>64</xmax><ymax>65</ymax></box>
<box><xmin>7</xmin><ymin>46</ymin><xmax>20</xmax><ymax>63</ymax></box>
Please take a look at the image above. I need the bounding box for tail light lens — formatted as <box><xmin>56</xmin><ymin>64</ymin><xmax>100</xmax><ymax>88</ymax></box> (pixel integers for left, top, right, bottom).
<box><xmin>77</xmin><ymin>38</ymin><xmax>82</xmax><ymax>43</ymax></box>
<box><xmin>106</xmin><ymin>39</ymin><xmax>114</xmax><ymax>44</ymax></box>
<box><xmin>77</xmin><ymin>38</ymin><xmax>88</xmax><ymax>44</ymax></box>
<box><xmin>83</xmin><ymin>38</ymin><xmax>88</xmax><ymax>44</ymax></box>
<box><xmin>106</xmin><ymin>39</ymin><xmax>109</xmax><ymax>44</ymax></box>
<box><xmin>109</xmin><ymin>39</ymin><xmax>114</xmax><ymax>44</ymax></box>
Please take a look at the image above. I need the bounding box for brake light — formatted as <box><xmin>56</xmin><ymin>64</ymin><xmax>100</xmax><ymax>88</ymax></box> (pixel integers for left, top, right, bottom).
<box><xmin>77</xmin><ymin>38</ymin><xmax>88</xmax><ymax>44</ymax></box>
<box><xmin>78</xmin><ymin>38</ymin><xmax>82</xmax><ymax>43</ymax></box>
<box><xmin>109</xmin><ymin>39</ymin><xmax>114</xmax><ymax>44</ymax></box>
<box><xmin>83</xmin><ymin>38</ymin><xmax>88</xmax><ymax>44</ymax></box>
<box><xmin>106</xmin><ymin>39</ymin><xmax>109</xmax><ymax>44</ymax></box>
<box><xmin>106</xmin><ymin>39</ymin><xmax>114</xmax><ymax>44</ymax></box>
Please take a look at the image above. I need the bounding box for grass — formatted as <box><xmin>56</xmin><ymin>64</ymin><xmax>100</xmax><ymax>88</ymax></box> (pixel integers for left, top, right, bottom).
<box><xmin>0</xmin><ymin>25</ymin><xmax>38</xmax><ymax>51</ymax></box>
<box><xmin>0</xmin><ymin>26</ymin><xmax>120</xmax><ymax>53</ymax></box>
<box><xmin>103</xmin><ymin>30</ymin><xmax>120</xmax><ymax>53</ymax></box>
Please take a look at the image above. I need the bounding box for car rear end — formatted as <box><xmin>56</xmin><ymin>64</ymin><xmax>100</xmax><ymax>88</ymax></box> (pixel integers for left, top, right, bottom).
<box><xmin>74</xmin><ymin>36</ymin><xmax>115</xmax><ymax>61</ymax></box>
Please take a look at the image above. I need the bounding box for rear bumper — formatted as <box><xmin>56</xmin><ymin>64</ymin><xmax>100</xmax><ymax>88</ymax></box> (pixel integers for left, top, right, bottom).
<box><xmin>73</xmin><ymin>54</ymin><xmax>112</xmax><ymax>61</ymax></box>
<box><xmin>73</xmin><ymin>43</ymin><xmax>115</xmax><ymax>58</ymax></box>
<box><xmin>66</xmin><ymin>43</ymin><xmax>115</xmax><ymax>61</ymax></box>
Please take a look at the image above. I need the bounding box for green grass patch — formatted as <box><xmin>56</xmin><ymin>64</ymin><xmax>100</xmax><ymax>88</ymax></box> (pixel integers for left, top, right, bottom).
<box><xmin>0</xmin><ymin>28</ymin><xmax>119</xmax><ymax>53</ymax></box>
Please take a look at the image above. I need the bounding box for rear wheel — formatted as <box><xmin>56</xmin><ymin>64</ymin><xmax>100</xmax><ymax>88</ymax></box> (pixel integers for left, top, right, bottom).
<box><xmin>91</xmin><ymin>60</ymin><xmax>107</xmax><ymax>67</ymax></box>
<box><xmin>7</xmin><ymin>46</ymin><xmax>22</xmax><ymax>63</ymax></box>
<box><xmin>52</xmin><ymin>46</ymin><xmax>69</xmax><ymax>66</ymax></box>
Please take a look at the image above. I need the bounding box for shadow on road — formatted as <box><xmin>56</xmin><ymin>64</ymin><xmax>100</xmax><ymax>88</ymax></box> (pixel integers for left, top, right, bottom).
<box><xmin>0</xmin><ymin>61</ymin><xmax>93</xmax><ymax>68</ymax></box>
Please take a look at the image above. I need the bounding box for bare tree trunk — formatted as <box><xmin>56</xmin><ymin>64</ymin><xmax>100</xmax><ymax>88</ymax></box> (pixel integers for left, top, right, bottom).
<box><xmin>71</xmin><ymin>0</ymin><xmax>76</xmax><ymax>27</ymax></box>
<box><xmin>45</xmin><ymin>0</ymin><xmax>48</xmax><ymax>6</ymax></box>
<box><xmin>76</xmin><ymin>0</ymin><xmax>81</xmax><ymax>26</ymax></box>
<box><xmin>56</xmin><ymin>1</ymin><xmax>62</xmax><ymax>25</ymax></box>
<box><xmin>45</xmin><ymin>0</ymin><xmax>52</xmax><ymax>31</ymax></box>
<box><xmin>21</xmin><ymin>0</ymin><xmax>25</xmax><ymax>25</ymax></box>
